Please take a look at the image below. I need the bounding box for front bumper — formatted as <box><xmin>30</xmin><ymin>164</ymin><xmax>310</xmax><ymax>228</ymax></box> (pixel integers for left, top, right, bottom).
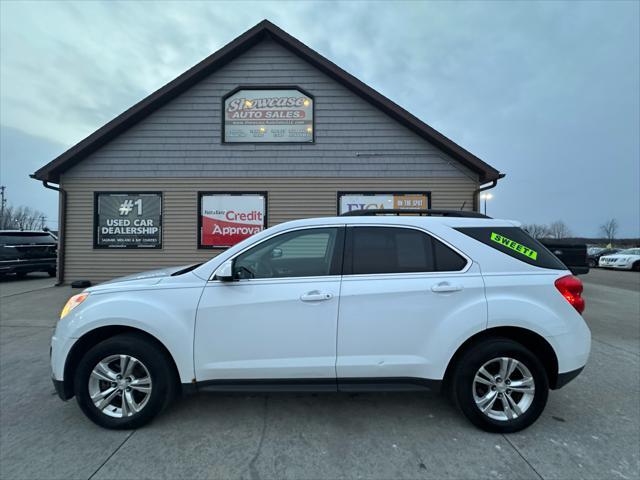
<box><xmin>599</xmin><ymin>260</ymin><xmax>633</xmax><ymax>269</ymax></box>
<box><xmin>50</xmin><ymin>333</ymin><xmax>77</xmax><ymax>400</ymax></box>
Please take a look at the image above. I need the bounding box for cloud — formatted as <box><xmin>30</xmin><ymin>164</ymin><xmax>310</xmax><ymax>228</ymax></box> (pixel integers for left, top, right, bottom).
<box><xmin>1</xmin><ymin>1</ymin><xmax>638</xmax><ymax>236</ymax></box>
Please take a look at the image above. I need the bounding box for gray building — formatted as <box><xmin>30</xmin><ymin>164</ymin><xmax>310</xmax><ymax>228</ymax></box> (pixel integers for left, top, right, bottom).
<box><xmin>32</xmin><ymin>20</ymin><xmax>503</xmax><ymax>284</ymax></box>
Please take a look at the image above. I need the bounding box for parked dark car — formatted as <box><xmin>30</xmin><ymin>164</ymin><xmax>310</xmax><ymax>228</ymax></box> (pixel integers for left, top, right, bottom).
<box><xmin>540</xmin><ymin>239</ymin><xmax>589</xmax><ymax>275</ymax></box>
<box><xmin>587</xmin><ymin>248</ymin><xmax>620</xmax><ymax>268</ymax></box>
<box><xmin>0</xmin><ymin>230</ymin><xmax>58</xmax><ymax>278</ymax></box>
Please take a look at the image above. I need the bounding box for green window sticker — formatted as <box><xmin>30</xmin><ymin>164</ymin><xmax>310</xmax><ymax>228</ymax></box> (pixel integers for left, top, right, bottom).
<box><xmin>490</xmin><ymin>232</ymin><xmax>538</xmax><ymax>260</ymax></box>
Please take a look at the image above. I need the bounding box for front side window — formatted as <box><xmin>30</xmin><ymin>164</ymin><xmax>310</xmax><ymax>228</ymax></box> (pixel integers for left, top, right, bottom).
<box><xmin>344</xmin><ymin>227</ymin><xmax>466</xmax><ymax>275</ymax></box>
<box><xmin>233</xmin><ymin>227</ymin><xmax>343</xmax><ymax>279</ymax></box>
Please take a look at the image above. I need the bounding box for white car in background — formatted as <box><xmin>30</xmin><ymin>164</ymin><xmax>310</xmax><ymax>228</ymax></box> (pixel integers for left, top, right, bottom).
<box><xmin>51</xmin><ymin>211</ymin><xmax>591</xmax><ymax>433</ymax></box>
<box><xmin>598</xmin><ymin>248</ymin><xmax>640</xmax><ymax>271</ymax></box>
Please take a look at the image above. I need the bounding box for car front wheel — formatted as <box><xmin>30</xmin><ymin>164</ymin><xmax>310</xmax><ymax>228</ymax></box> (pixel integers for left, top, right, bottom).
<box><xmin>74</xmin><ymin>333</ymin><xmax>175</xmax><ymax>429</ymax></box>
<box><xmin>452</xmin><ymin>338</ymin><xmax>549</xmax><ymax>433</ymax></box>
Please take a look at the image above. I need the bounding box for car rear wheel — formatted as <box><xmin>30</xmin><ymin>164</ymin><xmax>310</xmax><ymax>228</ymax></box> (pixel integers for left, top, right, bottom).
<box><xmin>47</xmin><ymin>268</ymin><xmax>56</xmax><ymax>277</ymax></box>
<box><xmin>588</xmin><ymin>258</ymin><xmax>597</xmax><ymax>268</ymax></box>
<box><xmin>451</xmin><ymin>338</ymin><xmax>549</xmax><ymax>433</ymax></box>
<box><xmin>633</xmin><ymin>261</ymin><xmax>640</xmax><ymax>272</ymax></box>
<box><xmin>74</xmin><ymin>333</ymin><xmax>175</xmax><ymax>429</ymax></box>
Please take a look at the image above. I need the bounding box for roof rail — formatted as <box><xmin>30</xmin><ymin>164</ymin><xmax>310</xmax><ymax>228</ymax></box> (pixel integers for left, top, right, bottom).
<box><xmin>339</xmin><ymin>209</ymin><xmax>491</xmax><ymax>218</ymax></box>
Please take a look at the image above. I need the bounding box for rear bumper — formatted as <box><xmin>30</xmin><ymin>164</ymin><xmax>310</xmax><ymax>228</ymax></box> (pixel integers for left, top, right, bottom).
<box><xmin>0</xmin><ymin>259</ymin><xmax>56</xmax><ymax>274</ymax></box>
<box><xmin>554</xmin><ymin>367</ymin><xmax>584</xmax><ymax>389</ymax></box>
<box><xmin>545</xmin><ymin>316</ymin><xmax>591</xmax><ymax>383</ymax></box>
<box><xmin>52</xmin><ymin>377</ymin><xmax>73</xmax><ymax>400</ymax></box>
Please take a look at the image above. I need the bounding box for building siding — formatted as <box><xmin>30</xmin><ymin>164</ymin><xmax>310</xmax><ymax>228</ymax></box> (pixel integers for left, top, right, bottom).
<box><xmin>61</xmin><ymin>176</ymin><xmax>477</xmax><ymax>283</ymax></box>
<box><xmin>63</xmin><ymin>39</ymin><xmax>478</xmax><ymax>181</ymax></box>
<box><xmin>58</xmin><ymin>36</ymin><xmax>483</xmax><ymax>283</ymax></box>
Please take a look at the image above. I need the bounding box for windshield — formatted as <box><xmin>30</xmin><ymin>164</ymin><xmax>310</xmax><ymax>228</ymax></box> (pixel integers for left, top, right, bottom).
<box><xmin>618</xmin><ymin>248</ymin><xmax>640</xmax><ymax>255</ymax></box>
<box><xmin>588</xmin><ymin>247</ymin><xmax>603</xmax><ymax>255</ymax></box>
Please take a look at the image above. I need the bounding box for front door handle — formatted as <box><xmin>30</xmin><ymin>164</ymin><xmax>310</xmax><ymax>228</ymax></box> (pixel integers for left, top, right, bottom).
<box><xmin>300</xmin><ymin>291</ymin><xmax>333</xmax><ymax>302</ymax></box>
<box><xmin>431</xmin><ymin>282</ymin><xmax>463</xmax><ymax>293</ymax></box>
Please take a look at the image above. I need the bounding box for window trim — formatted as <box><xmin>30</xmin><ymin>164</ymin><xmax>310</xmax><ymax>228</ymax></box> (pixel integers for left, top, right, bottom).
<box><xmin>208</xmin><ymin>225</ymin><xmax>346</xmax><ymax>282</ymax></box>
<box><xmin>342</xmin><ymin>224</ymin><xmax>471</xmax><ymax>277</ymax></box>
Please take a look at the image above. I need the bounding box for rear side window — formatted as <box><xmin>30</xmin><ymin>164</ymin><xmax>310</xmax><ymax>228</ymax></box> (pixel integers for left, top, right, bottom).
<box><xmin>345</xmin><ymin>227</ymin><xmax>467</xmax><ymax>275</ymax></box>
<box><xmin>456</xmin><ymin>227</ymin><xmax>566</xmax><ymax>270</ymax></box>
<box><xmin>433</xmin><ymin>238</ymin><xmax>467</xmax><ymax>271</ymax></box>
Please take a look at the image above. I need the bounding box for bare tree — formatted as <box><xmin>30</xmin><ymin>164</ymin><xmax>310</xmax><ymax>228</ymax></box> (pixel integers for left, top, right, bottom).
<box><xmin>0</xmin><ymin>204</ymin><xmax>47</xmax><ymax>230</ymax></box>
<box><xmin>0</xmin><ymin>205</ymin><xmax>13</xmax><ymax>229</ymax></box>
<box><xmin>548</xmin><ymin>220</ymin><xmax>571</xmax><ymax>239</ymax></box>
<box><xmin>599</xmin><ymin>218</ymin><xmax>618</xmax><ymax>244</ymax></box>
<box><xmin>522</xmin><ymin>223</ymin><xmax>549</xmax><ymax>239</ymax></box>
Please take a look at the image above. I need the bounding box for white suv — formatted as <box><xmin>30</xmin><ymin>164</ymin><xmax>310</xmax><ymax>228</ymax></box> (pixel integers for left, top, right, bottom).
<box><xmin>51</xmin><ymin>212</ymin><xmax>590</xmax><ymax>433</ymax></box>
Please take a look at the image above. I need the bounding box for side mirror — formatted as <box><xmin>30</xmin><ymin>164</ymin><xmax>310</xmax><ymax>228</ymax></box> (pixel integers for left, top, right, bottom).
<box><xmin>271</xmin><ymin>248</ymin><xmax>283</xmax><ymax>259</ymax></box>
<box><xmin>213</xmin><ymin>259</ymin><xmax>234</xmax><ymax>282</ymax></box>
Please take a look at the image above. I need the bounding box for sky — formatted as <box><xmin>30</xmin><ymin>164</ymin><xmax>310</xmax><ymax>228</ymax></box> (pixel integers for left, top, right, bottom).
<box><xmin>1</xmin><ymin>1</ymin><xmax>638</xmax><ymax>237</ymax></box>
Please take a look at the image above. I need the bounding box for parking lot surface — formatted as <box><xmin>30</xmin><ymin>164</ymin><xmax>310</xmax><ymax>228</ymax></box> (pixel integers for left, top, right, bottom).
<box><xmin>1</xmin><ymin>269</ymin><xmax>638</xmax><ymax>480</ymax></box>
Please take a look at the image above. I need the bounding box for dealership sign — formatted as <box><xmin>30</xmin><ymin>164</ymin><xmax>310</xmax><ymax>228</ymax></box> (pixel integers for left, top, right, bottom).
<box><xmin>338</xmin><ymin>192</ymin><xmax>431</xmax><ymax>214</ymax></box>
<box><xmin>95</xmin><ymin>192</ymin><xmax>162</xmax><ymax>248</ymax></box>
<box><xmin>199</xmin><ymin>193</ymin><xmax>267</xmax><ymax>248</ymax></box>
<box><xmin>223</xmin><ymin>89</ymin><xmax>313</xmax><ymax>143</ymax></box>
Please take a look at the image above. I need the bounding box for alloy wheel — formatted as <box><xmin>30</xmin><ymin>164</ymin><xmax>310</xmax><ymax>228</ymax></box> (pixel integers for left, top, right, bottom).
<box><xmin>472</xmin><ymin>357</ymin><xmax>535</xmax><ymax>421</ymax></box>
<box><xmin>88</xmin><ymin>354</ymin><xmax>152</xmax><ymax>418</ymax></box>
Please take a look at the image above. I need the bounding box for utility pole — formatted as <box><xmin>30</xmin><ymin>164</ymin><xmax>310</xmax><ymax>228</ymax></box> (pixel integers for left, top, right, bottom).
<box><xmin>40</xmin><ymin>215</ymin><xmax>47</xmax><ymax>230</ymax></box>
<box><xmin>0</xmin><ymin>186</ymin><xmax>6</xmax><ymax>228</ymax></box>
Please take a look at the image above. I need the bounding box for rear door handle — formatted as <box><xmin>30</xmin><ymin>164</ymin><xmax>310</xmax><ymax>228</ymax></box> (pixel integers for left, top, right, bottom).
<box><xmin>300</xmin><ymin>291</ymin><xmax>333</xmax><ymax>302</ymax></box>
<box><xmin>431</xmin><ymin>282</ymin><xmax>463</xmax><ymax>293</ymax></box>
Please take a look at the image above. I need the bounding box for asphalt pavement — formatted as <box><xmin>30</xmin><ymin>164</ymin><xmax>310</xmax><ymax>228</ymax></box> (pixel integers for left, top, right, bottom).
<box><xmin>0</xmin><ymin>269</ymin><xmax>638</xmax><ymax>480</ymax></box>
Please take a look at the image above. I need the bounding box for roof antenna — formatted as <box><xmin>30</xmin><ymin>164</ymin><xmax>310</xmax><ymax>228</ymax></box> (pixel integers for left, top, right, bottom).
<box><xmin>460</xmin><ymin>201</ymin><xmax>466</xmax><ymax>210</ymax></box>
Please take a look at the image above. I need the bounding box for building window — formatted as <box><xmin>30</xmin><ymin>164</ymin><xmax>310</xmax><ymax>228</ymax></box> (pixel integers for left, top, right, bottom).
<box><xmin>94</xmin><ymin>192</ymin><xmax>162</xmax><ymax>249</ymax></box>
<box><xmin>337</xmin><ymin>192</ymin><xmax>431</xmax><ymax>215</ymax></box>
<box><xmin>198</xmin><ymin>192</ymin><xmax>268</xmax><ymax>249</ymax></box>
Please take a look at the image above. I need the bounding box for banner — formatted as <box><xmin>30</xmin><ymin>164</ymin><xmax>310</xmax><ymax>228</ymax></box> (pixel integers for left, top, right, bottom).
<box><xmin>338</xmin><ymin>192</ymin><xmax>430</xmax><ymax>214</ymax></box>
<box><xmin>223</xmin><ymin>89</ymin><xmax>313</xmax><ymax>143</ymax></box>
<box><xmin>200</xmin><ymin>194</ymin><xmax>266</xmax><ymax>248</ymax></box>
<box><xmin>95</xmin><ymin>192</ymin><xmax>162</xmax><ymax>248</ymax></box>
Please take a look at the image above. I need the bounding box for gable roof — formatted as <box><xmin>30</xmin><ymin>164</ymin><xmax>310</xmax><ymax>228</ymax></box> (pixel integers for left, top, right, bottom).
<box><xmin>32</xmin><ymin>20</ymin><xmax>502</xmax><ymax>183</ymax></box>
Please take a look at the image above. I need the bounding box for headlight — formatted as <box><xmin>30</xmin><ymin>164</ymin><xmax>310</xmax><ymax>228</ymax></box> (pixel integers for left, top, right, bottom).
<box><xmin>60</xmin><ymin>292</ymin><xmax>89</xmax><ymax>319</ymax></box>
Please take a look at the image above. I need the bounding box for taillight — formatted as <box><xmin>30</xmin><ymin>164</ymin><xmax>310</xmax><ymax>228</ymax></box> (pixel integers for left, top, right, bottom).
<box><xmin>554</xmin><ymin>275</ymin><xmax>585</xmax><ymax>314</ymax></box>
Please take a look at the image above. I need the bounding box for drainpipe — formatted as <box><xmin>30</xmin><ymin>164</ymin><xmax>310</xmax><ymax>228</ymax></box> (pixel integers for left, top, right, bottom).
<box><xmin>41</xmin><ymin>180</ymin><xmax>66</xmax><ymax>286</ymax></box>
<box><xmin>473</xmin><ymin>173</ymin><xmax>505</xmax><ymax>214</ymax></box>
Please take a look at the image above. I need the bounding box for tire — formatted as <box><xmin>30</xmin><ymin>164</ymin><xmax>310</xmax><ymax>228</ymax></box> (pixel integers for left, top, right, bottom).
<box><xmin>632</xmin><ymin>261</ymin><xmax>640</xmax><ymax>272</ymax></box>
<box><xmin>47</xmin><ymin>268</ymin><xmax>57</xmax><ymax>277</ymax></box>
<box><xmin>15</xmin><ymin>271</ymin><xmax>27</xmax><ymax>278</ymax></box>
<box><xmin>451</xmin><ymin>338</ymin><xmax>549</xmax><ymax>433</ymax></box>
<box><xmin>588</xmin><ymin>259</ymin><xmax>596</xmax><ymax>268</ymax></box>
<box><xmin>74</xmin><ymin>333</ymin><xmax>176</xmax><ymax>429</ymax></box>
